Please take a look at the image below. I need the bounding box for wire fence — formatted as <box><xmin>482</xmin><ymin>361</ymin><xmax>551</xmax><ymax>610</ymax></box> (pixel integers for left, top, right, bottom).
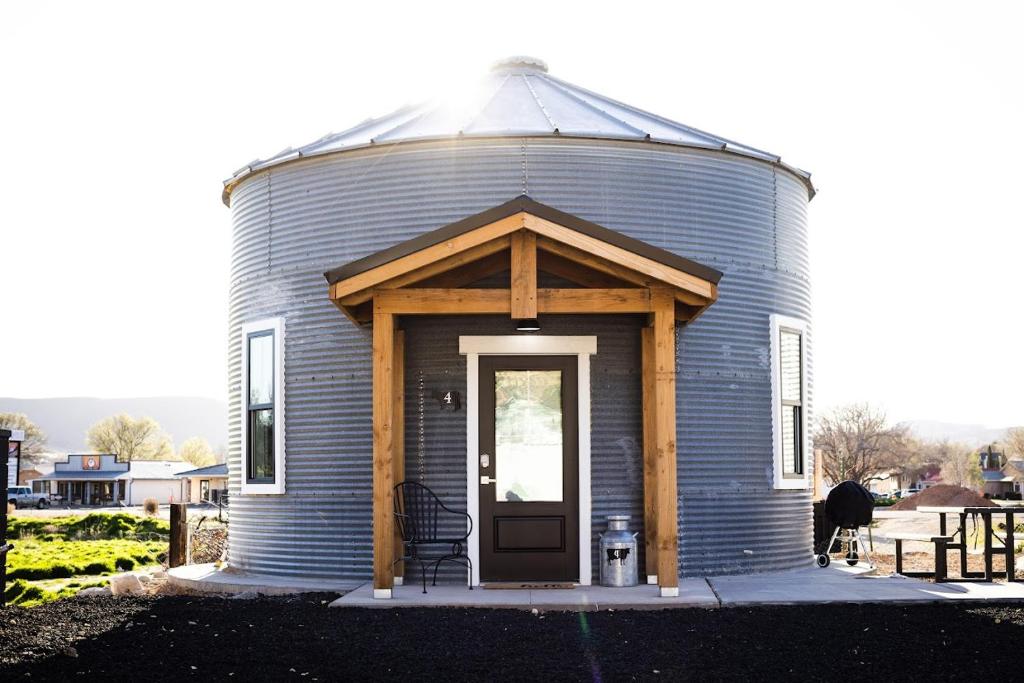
<box><xmin>187</xmin><ymin>512</ymin><xmax>228</xmax><ymax>565</ymax></box>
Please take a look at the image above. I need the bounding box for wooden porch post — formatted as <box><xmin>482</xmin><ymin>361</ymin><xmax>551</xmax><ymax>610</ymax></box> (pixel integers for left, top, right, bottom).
<box><xmin>510</xmin><ymin>230</ymin><xmax>538</xmax><ymax>319</ymax></box>
<box><xmin>372</xmin><ymin>297</ymin><xmax>396</xmax><ymax>598</ymax></box>
<box><xmin>641</xmin><ymin>324</ymin><xmax>659</xmax><ymax>584</ymax></box>
<box><xmin>652</xmin><ymin>288</ymin><xmax>679</xmax><ymax>596</ymax></box>
<box><xmin>392</xmin><ymin>329</ymin><xmax>405</xmax><ymax>583</ymax></box>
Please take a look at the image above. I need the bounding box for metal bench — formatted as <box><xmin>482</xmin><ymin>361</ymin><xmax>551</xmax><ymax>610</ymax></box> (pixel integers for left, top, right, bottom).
<box><xmin>890</xmin><ymin>532</ymin><xmax>953</xmax><ymax>581</ymax></box>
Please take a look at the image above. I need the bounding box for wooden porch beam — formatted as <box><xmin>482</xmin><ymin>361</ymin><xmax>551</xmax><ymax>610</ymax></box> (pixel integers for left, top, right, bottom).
<box><xmin>525</xmin><ymin>214</ymin><xmax>716</xmax><ymax>300</ymax></box>
<box><xmin>652</xmin><ymin>288</ymin><xmax>679</xmax><ymax>595</ymax></box>
<box><xmin>376</xmin><ymin>288</ymin><xmax>511</xmax><ymax>315</ymax></box>
<box><xmin>340</xmin><ymin>237</ymin><xmax>512</xmax><ymax>306</ymax></box>
<box><xmin>641</xmin><ymin>325</ymin><xmax>658</xmax><ymax>584</ymax></box>
<box><xmin>330</xmin><ymin>213</ymin><xmax>526</xmax><ymax>301</ymax></box>
<box><xmin>537</xmin><ymin>288</ymin><xmax>651</xmax><ymax>313</ymax></box>
<box><xmin>411</xmin><ymin>250</ymin><xmax>509</xmax><ymax>289</ymax></box>
<box><xmin>372</xmin><ymin>301</ymin><xmax>395</xmax><ymax>597</ymax></box>
<box><xmin>510</xmin><ymin>231</ymin><xmax>537</xmax><ymax>319</ymax></box>
<box><xmin>537</xmin><ymin>237</ymin><xmax>711</xmax><ymax>308</ymax></box>
<box><xmin>374</xmin><ymin>288</ymin><xmax>655</xmax><ymax>315</ymax></box>
<box><xmin>537</xmin><ymin>249</ymin><xmax>635</xmax><ymax>289</ymax></box>
<box><xmin>392</xmin><ymin>329</ymin><xmax>405</xmax><ymax>583</ymax></box>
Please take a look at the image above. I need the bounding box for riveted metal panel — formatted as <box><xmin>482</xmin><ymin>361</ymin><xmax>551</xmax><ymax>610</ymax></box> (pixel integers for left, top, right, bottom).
<box><xmin>227</xmin><ymin>136</ymin><xmax>812</xmax><ymax>581</ymax></box>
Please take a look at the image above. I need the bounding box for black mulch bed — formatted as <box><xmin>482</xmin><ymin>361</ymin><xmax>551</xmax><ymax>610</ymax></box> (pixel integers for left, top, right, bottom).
<box><xmin>3</xmin><ymin>594</ymin><xmax>1024</xmax><ymax>681</ymax></box>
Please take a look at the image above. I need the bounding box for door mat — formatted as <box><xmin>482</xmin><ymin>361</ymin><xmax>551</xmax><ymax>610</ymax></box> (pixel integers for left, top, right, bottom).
<box><xmin>483</xmin><ymin>582</ymin><xmax>575</xmax><ymax>590</ymax></box>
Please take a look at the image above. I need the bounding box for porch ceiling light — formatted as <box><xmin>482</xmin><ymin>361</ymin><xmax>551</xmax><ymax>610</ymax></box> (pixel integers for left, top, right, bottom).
<box><xmin>516</xmin><ymin>318</ymin><xmax>540</xmax><ymax>332</ymax></box>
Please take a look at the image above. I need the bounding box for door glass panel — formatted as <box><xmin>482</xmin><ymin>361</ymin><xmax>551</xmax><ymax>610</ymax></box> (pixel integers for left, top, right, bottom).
<box><xmin>494</xmin><ymin>370</ymin><xmax>563</xmax><ymax>502</ymax></box>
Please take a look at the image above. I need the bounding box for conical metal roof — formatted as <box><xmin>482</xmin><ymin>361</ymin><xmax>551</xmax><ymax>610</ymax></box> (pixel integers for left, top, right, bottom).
<box><xmin>224</xmin><ymin>56</ymin><xmax>813</xmax><ymax>203</ymax></box>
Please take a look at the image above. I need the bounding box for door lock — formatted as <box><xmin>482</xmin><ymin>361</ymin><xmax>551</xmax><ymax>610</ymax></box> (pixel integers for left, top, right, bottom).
<box><xmin>480</xmin><ymin>476</ymin><xmax>496</xmax><ymax>485</ymax></box>
<box><xmin>480</xmin><ymin>453</ymin><xmax>490</xmax><ymax>468</ymax></box>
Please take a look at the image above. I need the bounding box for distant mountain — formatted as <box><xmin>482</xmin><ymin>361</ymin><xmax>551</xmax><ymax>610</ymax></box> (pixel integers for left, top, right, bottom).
<box><xmin>905</xmin><ymin>420</ymin><xmax>1015</xmax><ymax>446</ymax></box>
<box><xmin>0</xmin><ymin>396</ymin><xmax>227</xmax><ymax>454</ymax></box>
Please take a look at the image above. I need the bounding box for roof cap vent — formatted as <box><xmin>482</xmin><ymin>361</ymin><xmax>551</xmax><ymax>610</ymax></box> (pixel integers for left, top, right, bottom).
<box><xmin>491</xmin><ymin>55</ymin><xmax>548</xmax><ymax>73</ymax></box>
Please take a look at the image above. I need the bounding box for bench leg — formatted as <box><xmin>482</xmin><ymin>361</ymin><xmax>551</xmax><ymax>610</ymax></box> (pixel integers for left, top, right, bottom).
<box><xmin>935</xmin><ymin>539</ymin><xmax>948</xmax><ymax>582</ymax></box>
<box><xmin>984</xmin><ymin>513</ymin><xmax>994</xmax><ymax>581</ymax></box>
<box><xmin>896</xmin><ymin>539</ymin><xmax>903</xmax><ymax>575</ymax></box>
<box><xmin>959</xmin><ymin>513</ymin><xmax>968</xmax><ymax>578</ymax></box>
<box><xmin>1006</xmin><ymin>512</ymin><xmax>1016</xmax><ymax>582</ymax></box>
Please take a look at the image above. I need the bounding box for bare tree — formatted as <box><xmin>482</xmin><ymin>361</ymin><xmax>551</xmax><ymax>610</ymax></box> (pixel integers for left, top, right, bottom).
<box><xmin>928</xmin><ymin>439</ymin><xmax>982</xmax><ymax>488</ymax></box>
<box><xmin>1005</xmin><ymin>427</ymin><xmax>1024</xmax><ymax>460</ymax></box>
<box><xmin>86</xmin><ymin>414</ymin><xmax>173</xmax><ymax>461</ymax></box>
<box><xmin>178</xmin><ymin>437</ymin><xmax>216</xmax><ymax>467</ymax></box>
<box><xmin>0</xmin><ymin>412</ymin><xmax>49</xmax><ymax>466</ymax></box>
<box><xmin>814</xmin><ymin>403</ymin><xmax>912</xmax><ymax>486</ymax></box>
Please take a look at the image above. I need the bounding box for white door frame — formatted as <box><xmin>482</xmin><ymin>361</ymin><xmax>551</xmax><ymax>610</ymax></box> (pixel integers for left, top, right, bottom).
<box><xmin>460</xmin><ymin>335</ymin><xmax>596</xmax><ymax>586</ymax></box>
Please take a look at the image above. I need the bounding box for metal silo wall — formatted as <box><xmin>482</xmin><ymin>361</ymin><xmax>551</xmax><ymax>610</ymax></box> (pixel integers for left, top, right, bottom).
<box><xmin>227</xmin><ymin>137</ymin><xmax>812</xmax><ymax>581</ymax></box>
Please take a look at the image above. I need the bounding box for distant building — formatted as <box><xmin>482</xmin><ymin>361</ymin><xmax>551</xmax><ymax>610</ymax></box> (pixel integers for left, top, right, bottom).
<box><xmin>35</xmin><ymin>454</ymin><xmax>190</xmax><ymax>505</ymax></box>
<box><xmin>19</xmin><ymin>468</ymin><xmax>45</xmax><ymax>489</ymax></box>
<box><xmin>1002</xmin><ymin>459</ymin><xmax>1024</xmax><ymax>498</ymax></box>
<box><xmin>979</xmin><ymin>445</ymin><xmax>1014</xmax><ymax>497</ymax></box>
<box><xmin>176</xmin><ymin>463</ymin><xmax>228</xmax><ymax>504</ymax></box>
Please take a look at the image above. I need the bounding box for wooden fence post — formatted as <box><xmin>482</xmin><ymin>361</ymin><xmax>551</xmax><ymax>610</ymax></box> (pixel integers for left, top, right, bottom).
<box><xmin>0</xmin><ymin>429</ymin><xmax>10</xmax><ymax>607</ymax></box>
<box><xmin>169</xmin><ymin>502</ymin><xmax>187</xmax><ymax>568</ymax></box>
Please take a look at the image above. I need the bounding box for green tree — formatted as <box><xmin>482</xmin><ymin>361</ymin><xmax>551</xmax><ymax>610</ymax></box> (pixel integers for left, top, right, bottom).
<box><xmin>86</xmin><ymin>414</ymin><xmax>173</xmax><ymax>461</ymax></box>
<box><xmin>0</xmin><ymin>413</ymin><xmax>48</xmax><ymax>466</ymax></box>
<box><xmin>178</xmin><ymin>437</ymin><xmax>216</xmax><ymax>467</ymax></box>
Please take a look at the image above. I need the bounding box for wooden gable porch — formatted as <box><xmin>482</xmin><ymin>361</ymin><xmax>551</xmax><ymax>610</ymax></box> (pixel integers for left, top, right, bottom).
<box><xmin>324</xmin><ymin>196</ymin><xmax>722</xmax><ymax>598</ymax></box>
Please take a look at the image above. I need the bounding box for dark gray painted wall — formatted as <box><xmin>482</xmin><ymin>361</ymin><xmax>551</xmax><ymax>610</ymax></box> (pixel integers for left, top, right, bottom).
<box><xmin>401</xmin><ymin>314</ymin><xmax>645</xmax><ymax>583</ymax></box>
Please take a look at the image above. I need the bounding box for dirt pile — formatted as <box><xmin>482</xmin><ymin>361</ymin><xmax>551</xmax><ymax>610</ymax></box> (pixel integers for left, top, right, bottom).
<box><xmin>890</xmin><ymin>484</ymin><xmax>996</xmax><ymax>511</ymax></box>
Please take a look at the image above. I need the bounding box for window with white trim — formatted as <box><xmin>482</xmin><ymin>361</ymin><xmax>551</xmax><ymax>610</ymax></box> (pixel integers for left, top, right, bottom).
<box><xmin>771</xmin><ymin>314</ymin><xmax>808</xmax><ymax>489</ymax></box>
<box><xmin>241</xmin><ymin>318</ymin><xmax>285</xmax><ymax>494</ymax></box>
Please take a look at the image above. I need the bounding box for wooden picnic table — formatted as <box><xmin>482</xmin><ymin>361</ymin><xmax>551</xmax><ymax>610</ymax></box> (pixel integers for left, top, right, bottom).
<box><xmin>917</xmin><ymin>505</ymin><xmax>1024</xmax><ymax>581</ymax></box>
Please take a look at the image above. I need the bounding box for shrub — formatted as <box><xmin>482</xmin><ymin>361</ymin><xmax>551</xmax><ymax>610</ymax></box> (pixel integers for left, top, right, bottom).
<box><xmin>4</xmin><ymin>579</ymin><xmax>29</xmax><ymax>602</ymax></box>
<box><xmin>143</xmin><ymin>498</ymin><xmax>159</xmax><ymax>516</ymax></box>
<box><xmin>83</xmin><ymin>561</ymin><xmax>114</xmax><ymax>575</ymax></box>
<box><xmin>114</xmin><ymin>557</ymin><xmax>135</xmax><ymax>571</ymax></box>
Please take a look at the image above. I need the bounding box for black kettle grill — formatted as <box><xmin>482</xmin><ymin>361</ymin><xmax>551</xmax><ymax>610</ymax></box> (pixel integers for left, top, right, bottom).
<box><xmin>816</xmin><ymin>480</ymin><xmax>876</xmax><ymax>569</ymax></box>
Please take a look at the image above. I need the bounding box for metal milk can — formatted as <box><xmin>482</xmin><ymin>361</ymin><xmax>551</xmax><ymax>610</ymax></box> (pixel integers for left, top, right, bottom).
<box><xmin>599</xmin><ymin>515</ymin><xmax>639</xmax><ymax>587</ymax></box>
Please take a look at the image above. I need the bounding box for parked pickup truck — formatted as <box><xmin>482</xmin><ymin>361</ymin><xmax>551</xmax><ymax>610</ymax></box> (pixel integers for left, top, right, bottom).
<box><xmin>7</xmin><ymin>486</ymin><xmax>50</xmax><ymax>509</ymax></box>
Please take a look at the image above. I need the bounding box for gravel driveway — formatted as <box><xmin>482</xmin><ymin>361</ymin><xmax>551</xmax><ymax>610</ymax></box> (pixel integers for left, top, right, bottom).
<box><xmin>3</xmin><ymin>594</ymin><xmax>1024</xmax><ymax>680</ymax></box>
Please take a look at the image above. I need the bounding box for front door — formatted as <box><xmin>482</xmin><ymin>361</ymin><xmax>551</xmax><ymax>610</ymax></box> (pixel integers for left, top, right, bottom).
<box><xmin>479</xmin><ymin>355</ymin><xmax>579</xmax><ymax>582</ymax></box>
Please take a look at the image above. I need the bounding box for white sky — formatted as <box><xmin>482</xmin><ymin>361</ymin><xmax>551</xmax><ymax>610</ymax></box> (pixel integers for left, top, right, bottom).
<box><xmin>1</xmin><ymin>1</ymin><xmax>1021</xmax><ymax>427</ymax></box>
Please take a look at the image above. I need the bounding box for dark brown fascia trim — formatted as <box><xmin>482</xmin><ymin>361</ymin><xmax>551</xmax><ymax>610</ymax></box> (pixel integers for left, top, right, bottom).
<box><xmin>323</xmin><ymin>195</ymin><xmax>723</xmax><ymax>286</ymax></box>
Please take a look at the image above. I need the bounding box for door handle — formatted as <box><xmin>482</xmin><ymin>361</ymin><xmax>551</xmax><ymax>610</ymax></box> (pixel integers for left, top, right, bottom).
<box><xmin>480</xmin><ymin>476</ymin><xmax>496</xmax><ymax>485</ymax></box>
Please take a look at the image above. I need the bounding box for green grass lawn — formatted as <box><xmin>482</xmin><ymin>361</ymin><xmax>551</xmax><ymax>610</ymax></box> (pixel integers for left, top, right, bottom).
<box><xmin>4</xmin><ymin>513</ymin><xmax>169</xmax><ymax>607</ymax></box>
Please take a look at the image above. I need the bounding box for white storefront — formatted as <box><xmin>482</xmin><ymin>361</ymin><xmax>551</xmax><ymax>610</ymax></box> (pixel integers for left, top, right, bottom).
<box><xmin>36</xmin><ymin>455</ymin><xmax>189</xmax><ymax>506</ymax></box>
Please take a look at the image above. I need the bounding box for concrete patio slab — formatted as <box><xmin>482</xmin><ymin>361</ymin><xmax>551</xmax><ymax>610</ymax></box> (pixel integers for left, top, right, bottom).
<box><xmin>170</xmin><ymin>562</ymin><xmax>1024</xmax><ymax>607</ymax></box>
<box><xmin>709</xmin><ymin>565</ymin><xmax>1024</xmax><ymax>606</ymax></box>
<box><xmin>330</xmin><ymin>580</ymin><xmax>719</xmax><ymax>611</ymax></box>
<box><xmin>167</xmin><ymin>563</ymin><xmax>361</xmax><ymax>596</ymax></box>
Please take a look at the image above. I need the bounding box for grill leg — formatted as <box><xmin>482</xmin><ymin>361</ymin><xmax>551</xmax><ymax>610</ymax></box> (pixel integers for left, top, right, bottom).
<box><xmin>857</xmin><ymin>529</ymin><xmax>874</xmax><ymax>568</ymax></box>
<box><xmin>824</xmin><ymin>526</ymin><xmax>842</xmax><ymax>557</ymax></box>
